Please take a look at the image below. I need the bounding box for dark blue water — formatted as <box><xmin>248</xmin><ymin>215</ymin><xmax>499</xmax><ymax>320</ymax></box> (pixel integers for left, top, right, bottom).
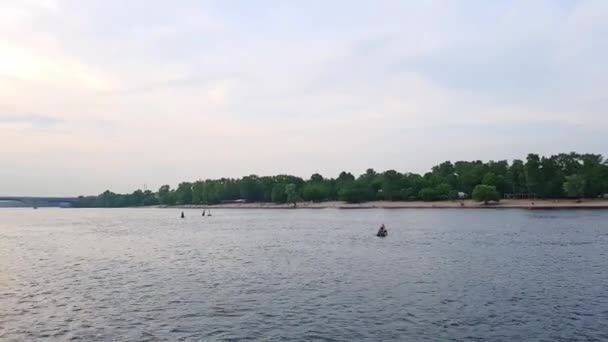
<box><xmin>1</xmin><ymin>208</ymin><xmax>607</xmax><ymax>341</ymax></box>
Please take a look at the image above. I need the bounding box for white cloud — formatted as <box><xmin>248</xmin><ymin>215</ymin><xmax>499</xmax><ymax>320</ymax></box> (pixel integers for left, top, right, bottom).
<box><xmin>0</xmin><ymin>42</ymin><xmax>115</xmax><ymax>90</ymax></box>
<box><xmin>0</xmin><ymin>1</ymin><xmax>607</xmax><ymax>195</ymax></box>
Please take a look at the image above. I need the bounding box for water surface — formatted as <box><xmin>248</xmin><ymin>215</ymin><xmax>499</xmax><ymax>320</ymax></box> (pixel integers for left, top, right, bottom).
<box><xmin>1</xmin><ymin>208</ymin><xmax>607</xmax><ymax>341</ymax></box>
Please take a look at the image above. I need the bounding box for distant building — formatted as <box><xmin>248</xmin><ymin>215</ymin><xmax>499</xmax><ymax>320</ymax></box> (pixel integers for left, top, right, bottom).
<box><xmin>458</xmin><ymin>192</ymin><xmax>467</xmax><ymax>199</ymax></box>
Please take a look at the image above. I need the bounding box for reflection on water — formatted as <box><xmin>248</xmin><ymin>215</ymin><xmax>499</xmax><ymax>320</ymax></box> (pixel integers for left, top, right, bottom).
<box><xmin>1</xmin><ymin>208</ymin><xmax>607</xmax><ymax>341</ymax></box>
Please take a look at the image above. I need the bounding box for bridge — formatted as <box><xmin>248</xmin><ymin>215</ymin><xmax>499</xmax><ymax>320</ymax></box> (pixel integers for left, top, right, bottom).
<box><xmin>0</xmin><ymin>196</ymin><xmax>80</xmax><ymax>208</ymax></box>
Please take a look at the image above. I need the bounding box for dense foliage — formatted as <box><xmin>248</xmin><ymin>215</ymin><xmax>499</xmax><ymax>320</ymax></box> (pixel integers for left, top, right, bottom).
<box><xmin>77</xmin><ymin>153</ymin><xmax>608</xmax><ymax>207</ymax></box>
<box><xmin>472</xmin><ymin>185</ymin><xmax>500</xmax><ymax>204</ymax></box>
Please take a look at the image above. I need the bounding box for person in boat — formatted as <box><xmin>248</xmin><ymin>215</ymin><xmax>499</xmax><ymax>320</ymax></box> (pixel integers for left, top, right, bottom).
<box><xmin>377</xmin><ymin>224</ymin><xmax>387</xmax><ymax>237</ymax></box>
<box><xmin>181</xmin><ymin>211</ymin><xmax>185</xmax><ymax>219</ymax></box>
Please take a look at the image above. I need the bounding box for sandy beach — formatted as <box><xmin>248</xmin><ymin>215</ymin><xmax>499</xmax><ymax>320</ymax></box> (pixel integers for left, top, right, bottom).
<box><xmin>167</xmin><ymin>199</ymin><xmax>608</xmax><ymax>210</ymax></box>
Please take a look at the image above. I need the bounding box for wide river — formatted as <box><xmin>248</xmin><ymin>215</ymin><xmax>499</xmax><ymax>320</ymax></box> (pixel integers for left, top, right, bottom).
<box><xmin>1</xmin><ymin>208</ymin><xmax>607</xmax><ymax>341</ymax></box>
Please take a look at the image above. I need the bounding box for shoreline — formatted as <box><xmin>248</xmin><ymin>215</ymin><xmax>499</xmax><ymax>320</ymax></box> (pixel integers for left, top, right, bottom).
<box><xmin>163</xmin><ymin>199</ymin><xmax>608</xmax><ymax>210</ymax></box>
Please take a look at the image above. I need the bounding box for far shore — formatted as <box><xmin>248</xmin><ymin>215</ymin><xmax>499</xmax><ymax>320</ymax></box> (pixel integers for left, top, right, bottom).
<box><xmin>163</xmin><ymin>199</ymin><xmax>608</xmax><ymax>210</ymax></box>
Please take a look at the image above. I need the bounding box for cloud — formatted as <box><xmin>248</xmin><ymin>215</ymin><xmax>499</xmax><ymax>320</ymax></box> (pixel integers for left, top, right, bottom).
<box><xmin>0</xmin><ymin>1</ymin><xmax>607</xmax><ymax>196</ymax></box>
<box><xmin>0</xmin><ymin>41</ymin><xmax>115</xmax><ymax>91</ymax></box>
<box><xmin>0</xmin><ymin>0</ymin><xmax>59</xmax><ymax>30</ymax></box>
<box><xmin>0</xmin><ymin>113</ymin><xmax>64</xmax><ymax>128</ymax></box>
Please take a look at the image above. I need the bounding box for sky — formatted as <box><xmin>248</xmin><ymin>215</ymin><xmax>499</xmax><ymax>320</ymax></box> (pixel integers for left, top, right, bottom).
<box><xmin>1</xmin><ymin>0</ymin><xmax>607</xmax><ymax>196</ymax></box>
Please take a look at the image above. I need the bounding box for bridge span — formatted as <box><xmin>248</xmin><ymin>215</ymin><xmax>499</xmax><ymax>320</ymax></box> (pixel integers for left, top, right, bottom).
<box><xmin>0</xmin><ymin>196</ymin><xmax>80</xmax><ymax>207</ymax></box>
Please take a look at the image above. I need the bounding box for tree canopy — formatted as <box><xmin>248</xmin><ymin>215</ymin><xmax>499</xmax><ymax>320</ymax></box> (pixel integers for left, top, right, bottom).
<box><xmin>472</xmin><ymin>185</ymin><xmax>500</xmax><ymax>204</ymax></box>
<box><xmin>76</xmin><ymin>152</ymin><xmax>608</xmax><ymax>207</ymax></box>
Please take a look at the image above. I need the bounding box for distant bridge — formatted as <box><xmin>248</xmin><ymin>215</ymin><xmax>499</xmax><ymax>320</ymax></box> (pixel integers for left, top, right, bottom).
<box><xmin>0</xmin><ymin>196</ymin><xmax>80</xmax><ymax>207</ymax></box>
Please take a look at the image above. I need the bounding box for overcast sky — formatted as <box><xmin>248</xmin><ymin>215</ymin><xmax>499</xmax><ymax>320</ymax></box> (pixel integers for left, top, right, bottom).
<box><xmin>1</xmin><ymin>0</ymin><xmax>607</xmax><ymax>196</ymax></box>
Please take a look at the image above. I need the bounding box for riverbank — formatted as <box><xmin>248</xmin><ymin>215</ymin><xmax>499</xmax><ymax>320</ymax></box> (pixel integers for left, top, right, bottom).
<box><xmin>165</xmin><ymin>199</ymin><xmax>608</xmax><ymax>210</ymax></box>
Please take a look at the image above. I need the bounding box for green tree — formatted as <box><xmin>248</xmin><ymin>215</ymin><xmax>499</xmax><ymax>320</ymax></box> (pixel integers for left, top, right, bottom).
<box><xmin>431</xmin><ymin>161</ymin><xmax>458</xmax><ymax>189</ymax></box>
<box><xmin>337</xmin><ymin>171</ymin><xmax>355</xmax><ymax>183</ymax></box>
<box><xmin>482</xmin><ymin>172</ymin><xmax>507</xmax><ymax>196</ymax></box>
<box><xmin>418</xmin><ymin>187</ymin><xmax>437</xmax><ymax>201</ymax></box>
<box><xmin>77</xmin><ymin>151</ymin><xmax>608</xmax><ymax>207</ymax></box>
<box><xmin>472</xmin><ymin>185</ymin><xmax>500</xmax><ymax>204</ymax></box>
<box><xmin>434</xmin><ymin>183</ymin><xmax>452</xmax><ymax>200</ymax></box>
<box><xmin>130</xmin><ymin>189</ymin><xmax>145</xmax><ymax>206</ymax></box>
<box><xmin>96</xmin><ymin>190</ymin><xmax>117</xmax><ymax>207</ymax></box>
<box><xmin>404</xmin><ymin>173</ymin><xmax>427</xmax><ymax>200</ymax></box>
<box><xmin>556</xmin><ymin>152</ymin><xmax>582</xmax><ymax>175</ymax></box>
<box><xmin>580</xmin><ymin>154</ymin><xmax>605</xmax><ymax>197</ymax></box>
<box><xmin>536</xmin><ymin>156</ymin><xmax>565</xmax><ymax>198</ymax></box>
<box><xmin>271</xmin><ymin>183</ymin><xmax>287</xmax><ymax>203</ymax></box>
<box><xmin>482</xmin><ymin>172</ymin><xmax>498</xmax><ymax>187</ymax></box>
<box><xmin>525</xmin><ymin>154</ymin><xmax>542</xmax><ymax>196</ymax></box>
<box><xmin>158</xmin><ymin>185</ymin><xmax>174</xmax><ymax>205</ymax></box>
<box><xmin>563</xmin><ymin>174</ymin><xmax>585</xmax><ymax>198</ymax></box>
<box><xmin>285</xmin><ymin>183</ymin><xmax>300</xmax><ymax>206</ymax></box>
<box><xmin>175</xmin><ymin>182</ymin><xmax>193</xmax><ymax>204</ymax></box>
<box><xmin>507</xmin><ymin>159</ymin><xmax>527</xmax><ymax>194</ymax></box>
<box><xmin>240</xmin><ymin>175</ymin><xmax>265</xmax><ymax>202</ymax></box>
<box><xmin>142</xmin><ymin>190</ymin><xmax>159</xmax><ymax>206</ymax></box>
<box><xmin>338</xmin><ymin>181</ymin><xmax>374</xmax><ymax>203</ymax></box>
<box><xmin>309</xmin><ymin>173</ymin><xmax>324</xmax><ymax>182</ymax></box>
<box><xmin>302</xmin><ymin>183</ymin><xmax>329</xmax><ymax>202</ymax></box>
<box><xmin>191</xmin><ymin>181</ymin><xmax>205</xmax><ymax>204</ymax></box>
<box><xmin>455</xmin><ymin>161</ymin><xmax>486</xmax><ymax>194</ymax></box>
<box><xmin>602</xmin><ymin>161</ymin><xmax>608</xmax><ymax>195</ymax></box>
<box><xmin>380</xmin><ymin>170</ymin><xmax>402</xmax><ymax>200</ymax></box>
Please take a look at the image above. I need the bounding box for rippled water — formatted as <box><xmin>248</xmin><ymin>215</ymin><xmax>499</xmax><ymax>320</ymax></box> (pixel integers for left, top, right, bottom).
<box><xmin>1</xmin><ymin>208</ymin><xmax>608</xmax><ymax>341</ymax></box>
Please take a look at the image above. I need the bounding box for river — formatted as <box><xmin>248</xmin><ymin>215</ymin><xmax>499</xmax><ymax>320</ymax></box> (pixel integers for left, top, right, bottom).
<box><xmin>1</xmin><ymin>208</ymin><xmax>607</xmax><ymax>341</ymax></box>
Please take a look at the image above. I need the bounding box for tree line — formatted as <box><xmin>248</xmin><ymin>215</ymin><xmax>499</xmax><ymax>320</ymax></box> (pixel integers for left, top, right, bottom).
<box><xmin>76</xmin><ymin>152</ymin><xmax>608</xmax><ymax>207</ymax></box>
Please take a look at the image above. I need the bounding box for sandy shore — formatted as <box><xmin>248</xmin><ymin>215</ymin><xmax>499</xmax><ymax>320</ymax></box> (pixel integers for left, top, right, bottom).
<box><xmin>166</xmin><ymin>199</ymin><xmax>608</xmax><ymax>210</ymax></box>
